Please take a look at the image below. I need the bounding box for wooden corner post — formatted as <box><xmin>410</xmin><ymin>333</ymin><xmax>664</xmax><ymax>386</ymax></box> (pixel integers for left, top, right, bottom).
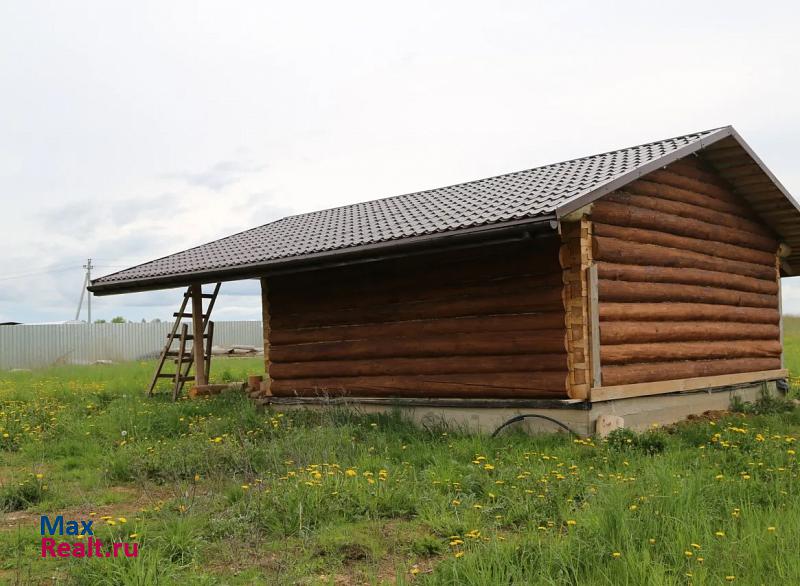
<box><xmin>260</xmin><ymin>277</ymin><xmax>272</xmax><ymax>395</ymax></box>
<box><xmin>560</xmin><ymin>216</ymin><xmax>594</xmax><ymax>400</ymax></box>
<box><xmin>190</xmin><ymin>283</ymin><xmax>208</xmax><ymax>386</ymax></box>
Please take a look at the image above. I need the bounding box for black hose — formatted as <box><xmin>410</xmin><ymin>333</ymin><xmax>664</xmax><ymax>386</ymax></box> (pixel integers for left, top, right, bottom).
<box><xmin>491</xmin><ymin>413</ymin><xmax>580</xmax><ymax>438</ymax></box>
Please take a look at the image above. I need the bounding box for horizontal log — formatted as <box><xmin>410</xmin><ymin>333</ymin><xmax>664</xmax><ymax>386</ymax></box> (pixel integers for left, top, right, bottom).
<box><xmin>270</xmin><ymin>353</ymin><xmax>567</xmax><ymax>379</ymax></box>
<box><xmin>271</xmin><ymin>287</ymin><xmax>564</xmax><ymax>329</ymax></box>
<box><xmin>596</xmin><ymin>262</ymin><xmax>777</xmax><ymax>295</ymax></box>
<box><xmin>598</xmin><ymin>279</ymin><xmax>778</xmax><ymax>309</ymax></box>
<box><xmin>270</xmin><ymin>372</ymin><xmax>569</xmax><ymax>398</ymax></box>
<box><xmin>643</xmin><ymin>168</ymin><xmax>739</xmax><ymax>202</ymax></box>
<box><xmin>273</xmin><ymin>272</ymin><xmax>563</xmax><ymax>315</ymax></box>
<box><xmin>591</xmin><ymin>200</ymin><xmax>777</xmax><ymax>252</ymax></box>
<box><xmin>600</xmin><ymin>321</ymin><xmax>780</xmax><ymax>344</ymax></box>
<box><xmin>625</xmin><ymin>178</ymin><xmax>751</xmax><ymax>219</ymax></box>
<box><xmin>271</xmin><ymin>312</ymin><xmax>566</xmax><ymax>345</ymax></box>
<box><xmin>592</xmin><ymin>222</ymin><xmax>776</xmax><ymax>267</ymax></box>
<box><xmin>660</xmin><ymin>160</ymin><xmax>733</xmax><ymax>192</ymax></box>
<box><xmin>270</xmin><ymin>240</ymin><xmax>561</xmax><ymax>303</ymax></box>
<box><xmin>271</xmin><ymin>330</ymin><xmax>567</xmax><ymax>362</ymax></box>
<box><xmin>601</xmin><ymin>340</ymin><xmax>781</xmax><ymax>365</ymax></box>
<box><xmin>599</xmin><ymin>303</ymin><xmax>780</xmax><ymax>324</ymax></box>
<box><xmin>593</xmin><ymin>236</ymin><xmax>776</xmax><ymax>281</ymax></box>
<box><xmin>601</xmin><ymin>357</ymin><xmax>782</xmax><ymax>386</ymax></box>
<box><xmin>605</xmin><ymin>191</ymin><xmax>772</xmax><ymax>237</ymax></box>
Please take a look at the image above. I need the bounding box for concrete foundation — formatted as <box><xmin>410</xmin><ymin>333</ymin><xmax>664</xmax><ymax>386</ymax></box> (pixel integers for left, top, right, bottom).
<box><xmin>260</xmin><ymin>379</ymin><xmax>782</xmax><ymax>435</ymax></box>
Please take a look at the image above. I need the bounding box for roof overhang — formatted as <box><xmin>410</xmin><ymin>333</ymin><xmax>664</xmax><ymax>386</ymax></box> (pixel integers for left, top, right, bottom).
<box><xmin>89</xmin><ymin>215</ymin><xmax>558</xmax><ymax>296</ymax></box>
<box><xmin>557</xmin><ymin>126</ymin><xmax>800</xmax><ymax>272</ymax></box>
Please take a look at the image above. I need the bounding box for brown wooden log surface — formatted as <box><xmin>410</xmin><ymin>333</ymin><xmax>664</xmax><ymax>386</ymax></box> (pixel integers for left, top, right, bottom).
<box><xmin>662</xmin><ymin>159</ymin><xmax>732</xmax><ymax>190</ymax></box>
<box><xmin>271</xmin><ymin>287</ymin><xmax>564</xmax><ymax>329</ymax></box>
<box><xmin>269</xmin><ymin>241</ymin><xmax>560</xmax><ymax>303</ymax></box>
<box><xmin>599</xmin><ymin>303</ymin><xmax>780</xmax><ymax>324</ymax></box>
<box><xmin>643</xmin><ymin>168</ymin><xmax>742</xmax><ymax>202</ymax></box>
<box><xmin>591</xmin><ymin>200</ymin><xmax>778</xmax><ymax>252</ymax></box>
<box><xmin>626</xmin><ymin>179</ymin><xmax>751</xmax><ymax>217</ymax></box>
<box><xmin>605</xmin><ymin>191</ymin><xmax>770</xmax><ymax>236</ymax></box>
<box><xmin>596</xmin><ymin>262</ymin><xmax>777</xmax><ymax>295</ymax></box>
<box><xmin>271</xmin><ymin>353</ymin><xmax>568</xmax><ymax>379</ymax></box>
<box><xmin>600</xmin><ymin>321</ymin><xmax>780</xmax><ymax>344</ymax></box>
<box><xmin>592</xmin><ymin>223</ymin><xmax>776</xmax><ymax>267</ymax></box>
<box><xmin>271</xmin><ymin>330</ymin><xmax>567</xmax><ymax>363</ymax></box>
<box><xmin>593</xmin><ymin>236</ymin><xmax>776</xmax><ymax>281</ymax></box>
<box><xmin>598</xmin><ymin>279</ymin><xmax>778</xmax><ymax>309</ymax></box>
<box><xmin>271</xmin><ymin>312</ymin><xmax>565</xmax><ymax>345</ymax></box>
<box><xmin>273</xmin><ymin>272</ymin><xmax>563</xmax><ymax>315</ymax></box>
<box><xmin>270</xmin><ymin>372</ymin><xmax>568</xmax><ymax>397</ymax></box>
<box><xmin>601</xmin><ymin>340</ymin><xmax>781</xmax><ymax>365</ymax></box>
<box><xmin>601</xmin><ymin>357</ymin><xmax>782</xmax><ymax>386</ymax></box>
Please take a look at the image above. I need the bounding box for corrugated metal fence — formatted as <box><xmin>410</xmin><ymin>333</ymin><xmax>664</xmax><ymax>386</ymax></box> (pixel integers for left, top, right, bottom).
<box><xmin>0</xmin><ymin>321</ymin><xmax>263</xmax><ymax>370</ymax></box>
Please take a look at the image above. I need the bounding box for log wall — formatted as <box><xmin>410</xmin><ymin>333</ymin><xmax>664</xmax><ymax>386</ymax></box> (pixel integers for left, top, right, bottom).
<box><xmin>264</xmin><ymin>240</ymin><xmax>569</xmax><ymax>398</ymax></box>
<box><xmin>591</xmin><ymin>156</ymin><xmax>782</xmax><ymax>388</ymax></box>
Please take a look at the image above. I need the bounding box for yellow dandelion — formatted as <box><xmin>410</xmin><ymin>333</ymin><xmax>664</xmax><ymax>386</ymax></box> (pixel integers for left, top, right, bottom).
<box><xmin>566</xmin><ymin>520</ymin><xmax>577</xmax><ymax>526</ymax></box>
<box><xmin>611</xmin><ymin>552</ymin><xmax>621</xmax><ymax>558</ymax></box>
<box><xmin>767</xmin><ymin>526</ymin><xmax>776</xmax><ymax>532</ymax></box>
<box><xmin>454</xmin><ymin>551</ymin><xmax>464</xmax><ymax>558</ymax></box>
<box><xmin>715</xmin><ymin>531</ymin><xmax>726</xmax><ymax>537</ymax></box>
<box><xmin>345</xmin><ymin>469</ymin><xmax>357</xmax><ymax>477</ymax></box>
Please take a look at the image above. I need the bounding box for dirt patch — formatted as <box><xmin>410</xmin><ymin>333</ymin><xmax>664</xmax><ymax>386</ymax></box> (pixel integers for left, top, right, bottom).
<box><xmin>0</xmin><ymin>484</ymin><xmax>173</xmax><ymax>530</ymax></box>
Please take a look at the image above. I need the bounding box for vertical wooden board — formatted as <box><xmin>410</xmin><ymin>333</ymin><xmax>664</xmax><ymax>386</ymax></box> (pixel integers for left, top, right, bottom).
<box><xmin>588</xmin><ymin>263</ymin><xmax>601</xmax><ymax>388</ymax></box>
<box><xmin>777</xmin><ymin>257</ymin><xmax>784</xmax><ymax>368</ymax></box>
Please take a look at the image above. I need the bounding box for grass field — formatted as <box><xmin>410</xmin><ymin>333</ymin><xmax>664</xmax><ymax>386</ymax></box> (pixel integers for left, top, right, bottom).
<box><xmin>0</xmin><ymin>334</ymin><xmax>799</xmax><ymax>585</ymax></box>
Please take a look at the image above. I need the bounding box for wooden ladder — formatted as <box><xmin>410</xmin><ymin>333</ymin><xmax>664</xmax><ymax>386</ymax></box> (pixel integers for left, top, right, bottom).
<box><xmin>147</xmin><ymin>283</ymin><xmax>221</xmax><ymax>400</ymax></box>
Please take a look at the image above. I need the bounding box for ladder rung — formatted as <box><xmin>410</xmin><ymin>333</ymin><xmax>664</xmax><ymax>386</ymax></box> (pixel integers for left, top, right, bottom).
<box><xmin>166</xmin><ymin>333</ymin><xmax>209</xmax><ymax>340</ymax></box>
<box><xmin>184</xmin><ymin>292</ymin><xmax>216</xmax><ymax>299</ymax></box>
<box><xmin>157</xmin><ymin>373</ymin><xmax>195</xmax><ymax>382</ymax></box>
<box><xmin>173</xmin><ymin>312</ymin><xmax>210</xmax><ymax>319</ymax></box>
<box><xmin>166</xmin><ymin>351</ymin><xmax>192</xmax><ymax>357</ymax></box>
<box><xmin>173</xmin><ymin>357</ymin><xmax>209</xmax><ymax>364</ymax></box>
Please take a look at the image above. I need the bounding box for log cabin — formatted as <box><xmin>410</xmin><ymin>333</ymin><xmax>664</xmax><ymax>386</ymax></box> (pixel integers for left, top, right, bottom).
<box><xmin>89</xmin><ymin>126</ymin><xmax>800</xmax><ymax>432</ymax></box>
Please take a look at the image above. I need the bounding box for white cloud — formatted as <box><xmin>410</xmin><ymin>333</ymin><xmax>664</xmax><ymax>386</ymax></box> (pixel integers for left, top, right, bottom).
<box><xmin>0</xmin><ymin>0</ymin><xmax>799</xmax><ymax>321</ymax></box>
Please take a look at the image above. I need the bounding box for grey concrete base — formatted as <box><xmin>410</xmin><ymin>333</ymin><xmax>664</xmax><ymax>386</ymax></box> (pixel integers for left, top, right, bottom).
<box><xmin>260</xmin><ymin>379</ymin><xmax>782</xmax><ymax>435</ymax></box>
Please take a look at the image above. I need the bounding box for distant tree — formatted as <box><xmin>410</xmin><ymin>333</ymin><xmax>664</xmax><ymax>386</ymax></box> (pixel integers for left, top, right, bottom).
<box><xmin>111</xmin><ymin>316</ymin><xmax>127</xmax><ymax>323</ymax></box>
<box><xmin>152</xmin><ymin>318</ymin><xmax>162</xmax><ymax>323</ymax></box>
<box><xmin>141</xmin><ymin>318</ymin><xmax>147</xmax><ymax>323</ymax></box>
<box><xmin>94</xmin><ymin>319</ymin><xmax>107</xmax><ymax>324</ymax></box>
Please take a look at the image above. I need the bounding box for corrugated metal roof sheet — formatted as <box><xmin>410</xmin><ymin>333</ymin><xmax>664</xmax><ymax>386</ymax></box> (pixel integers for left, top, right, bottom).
<box><xmin>91</xmin><ymin>126</ymin><xmax>799</xmax><ymax>293</ymax></box>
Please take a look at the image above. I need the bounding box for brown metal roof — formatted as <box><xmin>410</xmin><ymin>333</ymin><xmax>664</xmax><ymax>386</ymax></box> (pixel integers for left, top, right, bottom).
<box><xmin>90</xmin><ymin>126</ymin><xmax>800</xmax><ymax>294</ymax></box>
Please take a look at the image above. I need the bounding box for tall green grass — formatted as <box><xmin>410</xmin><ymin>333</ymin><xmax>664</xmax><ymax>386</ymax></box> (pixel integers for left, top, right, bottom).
<box><xmin>0</xmin><ymin>356</ymin><xmax>798</xmax><ymax>584</ymax></box>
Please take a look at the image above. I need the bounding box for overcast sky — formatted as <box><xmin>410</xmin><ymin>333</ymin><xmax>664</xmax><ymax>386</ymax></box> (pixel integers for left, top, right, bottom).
<box><xmin>1</xmin><ymin>1</ymin><xmax>799</xmax><ymax>323</ymax></box>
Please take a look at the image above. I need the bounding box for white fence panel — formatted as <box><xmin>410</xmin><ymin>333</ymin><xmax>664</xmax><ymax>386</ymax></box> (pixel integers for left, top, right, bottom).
<box><xmin>0</xmin><ymin>321</ymin><xmax>263</xmax><ymax>369</ymax></box>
